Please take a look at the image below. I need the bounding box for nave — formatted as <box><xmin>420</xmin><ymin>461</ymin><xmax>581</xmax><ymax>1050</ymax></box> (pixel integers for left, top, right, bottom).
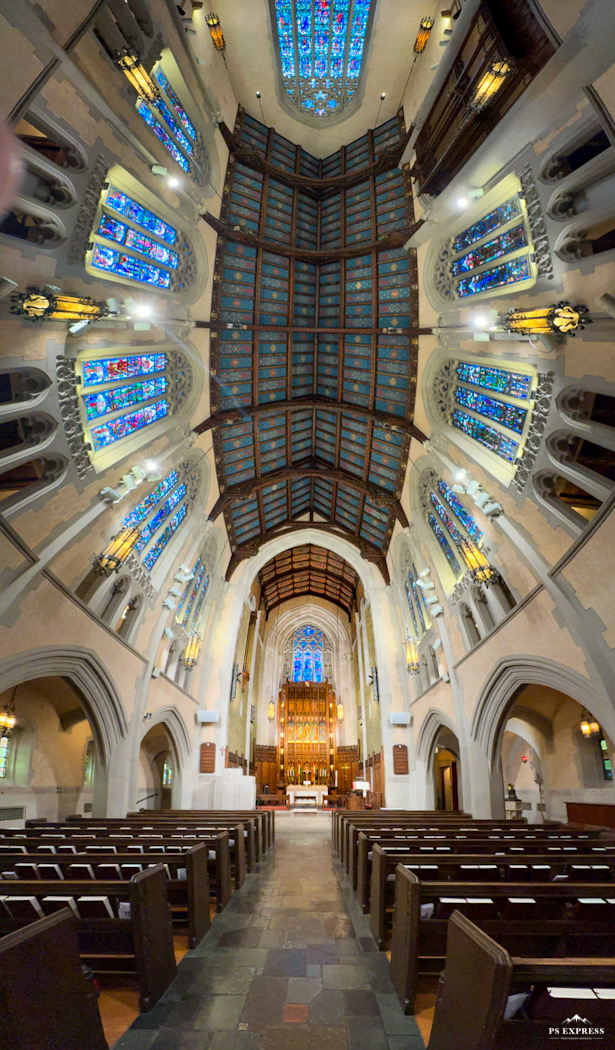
<box><xmin>115</xmin><ymin>812</ymin><xmax>424</xmax><ymax>1050</ymax></box>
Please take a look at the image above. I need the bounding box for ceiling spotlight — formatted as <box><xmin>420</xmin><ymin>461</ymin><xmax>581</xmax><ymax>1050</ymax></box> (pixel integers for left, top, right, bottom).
<box><xmin>167</xmin><ymin>176</ymin><xmax>180</xmax><ymax>188</ymax></box>
<box><xmin>471</xmin><ymin>314</ymin><xmax>488</xmax><ymax>329</ymax></box>
<box><xmin>455</xmin><ymin>469</ymin><xmax>468</xmax><ymax>481</ymax></box>
<box><xmin>380</xmin><ymin>92</ymin><xmax>386</xmax><ymax>100</ymax></box>
<box><xmin>134</xmin><ymin>303</ymin><xmax>152</xmax><ymax>319</ymax></box>
<box><xmin>255</xmin><ymin>90</ymin><xmax>261</xmax><ymax>99</ymax></box>
<box><xmin>456</xmin><ymin>196</ymin><xmax>469</xmax><ymax>209</ymax></box>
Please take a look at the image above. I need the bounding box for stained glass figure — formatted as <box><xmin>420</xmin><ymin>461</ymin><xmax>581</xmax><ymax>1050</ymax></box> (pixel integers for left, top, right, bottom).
<box><xmin>451</xmin><ymin>223</ymin><xmax>527</xmax><ymax>275</ymax></box>
<box><xmin>454</xmin><ymin>387</ymin><xmax>527</xmax><ymax>434</ymax></box>
<box><xmin>291</xmin><ymin>624</ymin><xmax>324</xmax><ymax>682</ymax></box>
<box><xmin>430</xmin><ymin>493</ymin><xmax>464</xmax><ymax>545</ymax></box>
<box><xmin>452</xmin><ymin>409</ymin><xmax>519</xmax><ymax>463</ymax></box>
<box><xmin>192</xmin><ymin>574</ymin><xmax>210</xmax><ymax>622</ymax></box>
<box><xmin>457</xmin><ymin>255</ymin><xmax>531</xmax><ymax>298</ymax></box>
<box><xmin>91</xmin><ymin>244</ymin><xmax>172</xmax><ymax>287</ymax></box>
<box><xmin>83</xmin><ymin>376</ymin><xmax>167</xmax><ymax>420</ymax></box>
<box><xmin>136</xmin><ymin>483</ymin><xmax>187</xmax><ymax>550</ymax></box>
<box><xmin>143</xmin><ymin>504</ymin><xmax>188</xmax><ymax>571</ymax></box>
<box><xmin>408</xmin><ymin>570</ymin><xmax>426</xmax><ymax>633</ymax></box>
<box><xmin>97</xmin><ymin>216</ymin><xmax>179</xmax><ymax>268</ymax></box>
<box><xmin>136</xmin><ymin>100</ymin><xmax>191</xmax><ymax>172</ymax></box>
<box><xmin>273</xmin><ymin>0</ymin><xmax>373</xmax><ymax>120</ymax></box>
<box><xmin>90</xmin><ymin>399</ymin><xmax>169</xmax><ymax>450</ymax></box>
<box><xmin>82</xmin><ymin>353</ymin><xmax>166</xmax><ymax>387</ymax></box>
<box><xmin>437</xmin><ymin>480</ymin><xmax>482</xmax><ymax>541</ymax></box>
<box><xmin>452</xmin><ymin>196</ymin><xmax>521</xmax><ymax>253</ymax></box>
<box><xmin>105</xmin><ymin>188</ymin><xmax>177</xmax><ymax>244</ymax></box>
<box><xmin>177</xmin><ymin>557</ymin><xmax>201</xmax><ymax>621</ymax></box>
<box><xmin>122</xmin><ymin>470</ymin><xmax>180</xmax><ymax>529</ymax></box>
<box><xmin>429</xmin><ymin>513</ymin><xmax>462</xmax><ymax>574</ymax></box>
<box><xmin>154</xmin><ymin>71</ymin><xmax>197</xmax><ymax>140</ymax></box>
<box><xmin>405</xmin><ymin>579</ymin><xmax>419</xmax><ymax>636</ymax></box>
<box><xmin>455</xmin><ymin>362</ymin><xmax>531</xmax><ymax>399</ymax></box>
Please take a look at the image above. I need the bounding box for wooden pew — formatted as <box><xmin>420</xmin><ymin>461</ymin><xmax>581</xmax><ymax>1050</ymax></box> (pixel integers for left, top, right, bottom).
<box><xmin>427</xmin><ymin>911</ymin><xmax>615</xmax><ymax>1050</ymax></box>
<box><xmin>0</xmin><ymin>910</ymin><xmax>108</xmax><ymax>1050</ymax></box>
<box><xmin>0</xmin><ymin>865</ymin><xmax>176</xmax><ymax>1011</ymax></box>
<box><xmin>359</xmin><ymin>837</ymin><xmax>615</xmax><ymax>916</ymax></box>
<box><xmin>0</xmin><ymin>831</ymin><xmax>232</xmax><ymax>912</ymax></box>
<box><xmin>331</xmin><ymin>810</ymin><xmax>470</xmax><ymax>853</ymax></box>
<box><xmin>125</xmin><ymin>808</ymin><xmax>272</xmax><ymax>858</ymax></box>
<box><xmin>389</xmin><ymin>871</ymin><xmax>615</xmax><ymax>1014</ymax></box>
<box><xmin>0</xmin><ymin>842</ymin><xmax>210</xmax><ymax>949</ymax></box>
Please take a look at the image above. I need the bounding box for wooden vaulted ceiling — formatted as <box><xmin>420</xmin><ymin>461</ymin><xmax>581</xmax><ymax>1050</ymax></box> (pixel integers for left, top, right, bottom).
<box><xmin>199</xmin><ymin>107</ymin><xmax>423</xmax><ymax>581</ymax></box>
<box><xmin>259</xmin><ymin>544</ymin><xmax>359</xmax><ymax>616</ymax></box>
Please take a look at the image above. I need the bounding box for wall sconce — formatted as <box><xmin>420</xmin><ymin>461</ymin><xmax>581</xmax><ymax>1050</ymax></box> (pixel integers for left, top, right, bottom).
<box><xmin>11</xmin><ymin>287</ymin><xmax>111</xmax><ymax>323</ymax></box>
<box><xmin>405</xmin><ymin>637</ymin><xmax>420</xmax><ymax>675</ymax></box>
<box><xmin>337</xmin><ymin>701</ymin><xmax>344</xmax><ymax>722</ymax></box>
<box><xmin>505</xmin><ymin>302</ymin><xmax>590</xmax><ymax>336</ymax></box>
<box><xmin>93</xmin><ymin>525</ymin><xmax>141</xmax><ymax>576</ymax></box>
<box><xmin>368</xmin><ymin>667</ymin><xmax>380</xmax><ymax>703</ymax></box>
<box><xmin>182</xmin><ymin>631</ymin><xmax>202</xmax><ymax>671</ymax></box>
<box><xmin>468</xmin><ymin>58</ymin><xmax>514</xmax><ymax>111</ymax></box>
<box><xmin>458</xmin><ymin>538</ymin><xmax>499</xmax><ymax>584</ymax></box>
<box><xmin>116</xmin><ymin>51</ymin><xmax>161</xmax><ymax>102</ymax></box>
<box><xmin>207</xmin><ymin>13</ymin><xmax>226</xmax><ymax>52</ymax></box>
<box><xmin>579</xmin><ymin>710</ymin><xmax>601</xmax><ymax>738</ymax></box>
<box><xmin>413</xmin><ymin>16</ymin><xmax>434</xmax><ymax>54</ymax></box>
<box><xmin>268</xmin><ymin>701</ymin><xmax>275</xmax><ymax>722</ymax></box>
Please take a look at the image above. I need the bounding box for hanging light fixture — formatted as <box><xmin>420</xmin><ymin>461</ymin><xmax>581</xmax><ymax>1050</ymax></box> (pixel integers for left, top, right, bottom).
<box><xmin>413</xmin><ymin>16</ymin><xmax>434</xmax><ymax>54</ymax></box>
<box><xmin>10</xmin><ymin>287</ymin><xmax>111</xmax><ymax>324</ymax></box>
<box><xmin>268</xmin><ymin>700</ymin><xmax>275</xmax><ymax>722</ymax></box>
<box><xmin>93</xmin><ymin>524</ymin><xmax>142</xmax><ymax>576</ymax></box>
<box><xmin>206</xmin><ymin>13</ymin><xmax>226</xmax><ymax>52</ymax></box>
<box><xmin>182</xmin><ymin>631</ymin><xmax>202</xmax><ymax>671</ymax></box>
<box><xmin>468</xmin><ymin>57</ymin><xmax>514</xmax><ymax>111</ymax></box>
<box><xmin>116</xmin><ymin>51</ymin><xmax>161</xmax><ymax>103</ymax></box>
<box><xmin>0</xmin><ymin>687</ymin><xmax>17</xmax><ymax>740</ymax></box>
<box><xmin>458</xmin><ymin>538</ymin><xmax>498</xmax><ymax>584</ymax></box>
<box><xmin>505</xmin><ymin>302</ymin><xmax>590</xmax><ymax>336</ymax></box>
<box><xmin>579</xmin><ymin>709</ymin><xmax>601</xmax><ymax>738</ymax></box>
<box><xmin>337</xmin><ymin>701</ymin><xmax>344</xmax><ymax>722</ymax></box>
<box><xmin>405</xmin><ymin>636</ymin><xmax>420</xmax><ymax>675</ymax></box>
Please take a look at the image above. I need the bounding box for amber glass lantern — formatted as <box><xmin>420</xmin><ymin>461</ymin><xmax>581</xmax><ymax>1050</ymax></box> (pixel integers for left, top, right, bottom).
<box><xmin>505</xmin><ymin>302</ymin><xmax>589</xmax><ymax>336</ymax></box>
<box><xmin>405</xmin><ymin>637</ymin><xmax>420</xmax><ymax>675</ymax></box>
<box><xmin>469</xmin><ymin>59</ymin><xmax>513</xmax><ymax>111</ymax></box>
<box><xmin>207</xmin><ymin>13</ymin><xmax>226</xmax><ymax>52</ymax></box>
<box><xmin>94</xmin><ymin>525</ymin><xmax>142</xmax><ymax>576</ymax></box>
<box><xmin>11</xmin><ymin>288</ymin><xmax>110</xmax><ymax>323</ymax></box>
<box><xmin>182</xmin><ymin>632</ymin><xmax>202</xmax><ymax>671</ymax></box>
<box><xmin>459</xmin><ymin>538</ymin><xmax>498</xmax><ymax>583</ymax></box>
<box><xmin>117</xmin><ymin>51</ymin><xmax>161</xmax><ymax>102</ymax></box>
<box><xmin>413</xmin><ymin>17</ymin><xmax>434</xmax><ymax>55</ymax></box>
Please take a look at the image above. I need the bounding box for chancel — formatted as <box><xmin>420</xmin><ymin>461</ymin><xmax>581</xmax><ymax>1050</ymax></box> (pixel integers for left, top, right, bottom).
<box><xmin>2</xmin><ymin>1</ymin><xmax>615</xmax><ymax>1048</ymax></box>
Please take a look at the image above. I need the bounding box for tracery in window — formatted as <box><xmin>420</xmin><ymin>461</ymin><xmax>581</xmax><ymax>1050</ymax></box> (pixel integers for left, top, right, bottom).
<box><xmin>292</xmin><ymin>624</ymin><xmax>324</xmax><ymax>682</ymax></box>
<box><xmin>271</xmin><ymin>0</ymin><xmax>373</xmax><ymax>125</ymax></box>
<box><xmin>428</xmin><ymin>513</ymin><xmax>462</xmax><ymax>574</ymax></box>
<box><xmin>117</xmin><ymin>462</ymin><xmax>200</xmax><ymax>574</ymax></box>
<box><xmin>134</xmin><ymin>68</ymin><xmax>209</xmax><ymax>186</ymax></box>
<box><xmin>177</xmin><ymin>557</ymin><xmax>210</xmax><ymax>630</ymax></box>
<box><xmin>143</xmin><ymin>505</ymin><xmax>187</xmax><ymax>571</ymax></box>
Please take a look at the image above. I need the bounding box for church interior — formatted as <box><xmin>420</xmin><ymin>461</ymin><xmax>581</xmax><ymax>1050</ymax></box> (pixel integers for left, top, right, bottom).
<box><xmin>2</xmin><ymin>0</ymin><xmax>615</xmax><ymax>1047</ymax></box>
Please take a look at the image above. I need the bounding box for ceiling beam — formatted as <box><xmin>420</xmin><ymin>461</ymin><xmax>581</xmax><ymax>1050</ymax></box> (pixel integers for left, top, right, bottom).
<box><xmin>225</xmin><ymin>521</ymin><xmax>391</xmax><ymax>584</ymax></box>
<box><xmin>194</xmin><ymin>398</ymin><xmax>428</xmax><ymax>443</ymax></box>
<box><xmin>210</xmin><ymin>466</ymin><xmax>408</xmax><ymax>528</ymax></box>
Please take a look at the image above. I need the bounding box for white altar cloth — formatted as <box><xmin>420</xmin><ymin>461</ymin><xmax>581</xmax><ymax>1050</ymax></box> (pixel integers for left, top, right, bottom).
<box><xmin>286</xmin><ymin>786</ymin><xmax>329</xmax><ymax>806</ymax></box>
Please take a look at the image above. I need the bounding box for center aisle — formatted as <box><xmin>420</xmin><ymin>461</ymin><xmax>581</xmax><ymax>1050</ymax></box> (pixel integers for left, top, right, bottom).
<box><xmin>115</xmin><ymin>811</ymin><xmax>424</xmax><ymax>1050</ymax></box>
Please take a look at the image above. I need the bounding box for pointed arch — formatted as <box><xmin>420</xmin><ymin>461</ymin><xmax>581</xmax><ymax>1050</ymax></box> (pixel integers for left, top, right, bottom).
<box><xmin>416</xmin><ymin>708</ymin><xmax>459</xmax><ymax>767</ymax></box>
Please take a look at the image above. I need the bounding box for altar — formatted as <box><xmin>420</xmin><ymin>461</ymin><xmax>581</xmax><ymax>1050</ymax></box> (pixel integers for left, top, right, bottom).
<box><xmin>286</xmin><ymin>785</ymin><xmax>329</xmax><ymax>807</ymax></box>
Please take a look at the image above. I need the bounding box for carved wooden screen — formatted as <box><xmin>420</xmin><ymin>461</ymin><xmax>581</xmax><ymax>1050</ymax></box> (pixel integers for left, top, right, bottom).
<box><xmin>278</xmin><ymin>679</ymin><xmax>337</xmax><ymax>784</ymax></box>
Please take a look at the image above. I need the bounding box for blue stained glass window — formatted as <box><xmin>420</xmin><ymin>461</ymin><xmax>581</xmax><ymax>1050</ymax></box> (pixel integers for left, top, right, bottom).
<box><xmin>454</xmin><ymin>386</ymin><xmax>527</xmax><ymax>434</ymax></box>
<box><xmin>97</xmin><ymin>216</ymin><xmax>179</xmax><ymax>268</ymax></box>
<box><xmin>92</xmin><ymin>244</ymin><xmax>172</xmax><ymax>287</ymax></box>
<box><xmin>429</xmin><ymin>513</ymin><xmax>462</xmax><ymax>574</ymax></box>
<box><xmin>452</xmin><ymin>409</ymin><xmax>519</xmax><ymax>463</ymax></box>
<box><xmin>274</xmin><ymin>0</ymin><xmax>373</xmax><ymax>120</ymax></box>
<box><xmin>451</xmin><ymin>223</ymin><xmax>527</xmax><ymax>275</ymax></box>
<box><xmin>122</xmin><ymin>470</ymin><xmax>180</xmax><ymax>529</ymax></box>
<box><xmin>437</xmin><ymin>480</ymin><xmax>482</xmax><ymax>541</ymax></box>
<box><xmin>83</xmin><ymin>376</ymin><xmax>167</xmax><ymax>420</ymax></box>
<box><xmin>106</xmin><ymin>187</ymin><xmax>177</xmax><ymax>244</ymax></box>
<box><xmin>136</xmin><ymin>100</ymin><xmax>191</xmax><ymax>173</ymax></box>
<box><xmin>409</xmin><ymin>571</ymin><xmax>426</xmax><ymax>633</ymax></box>
<box><xmin>155</xmin><ymin>99</ymin><xmax>194</xmax><ymax>156</ymax></box>
<box><xmin>455</xmin><ymin>362</ymin><xmax>531</xmax><ymax>399</ymax></box>
<box><xmin>82</xmin><ymin>354</ymin><xmax>167</xmax><ymax>387</ymax></box>
<box><xmin>154</xmin><ymin>71</ymin><xmax>197</xmax><ymax>140</ymax></box>
<box><xmin>292</xmin><ymin>624</ymin><xmax>324</xmax><ymax>682</ymax></box>
<box><xmin>90</xmin><ymin>399</ymin><xmax>168</xmax><ymax>450</ymax></box>
<box><xmin>452</xmin><ymin>196</ymin><xmax>521</xmax><ymax>253</ymax></box>
<box><xmin>177</xmin><ymin>557</ymin><xmax>201</xmax><ymax>621</ymax></box>
<box><xmin>136</xmin><ymin>484</ymin><xmax>187</xmax><ymax>551</ymax></box>
<box><xmin>405</xmin><ymin>579</ymin><xmax>419</xmax><ymax>636</ymax></box>
<box><xmin>192</xmin><ymin>574</ymin><xmax>210</xmax><ymax>622</ymax></box>
<box><xmin>0</xmin><ymin>737</ymin><xmax>9</xmax><ymax>778</ymax></box>
<box><xmin>143</xmin><ymin>504</ymin><xmax>188</xmax><ymax>571</ymax></box>
<box><xmin>431</xmin><ymin>493</ymin><xmax>464</xmax><ymax>545</ymax></box>
<box><xmin>457</xmin><ymin>255</ymin><xmax>531</xmax><ymax>298</ymax></box>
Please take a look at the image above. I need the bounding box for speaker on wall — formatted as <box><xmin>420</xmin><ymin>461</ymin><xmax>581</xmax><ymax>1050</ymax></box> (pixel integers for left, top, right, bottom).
<box><xmin>389</xmin><ymin>713</ymin><xmax>411</xmax><ymax>726</ymax></box>
<box><xmin>196</xmin><ymin>710</ymin><xmax>219</xmax><ymax>724</ymax></box>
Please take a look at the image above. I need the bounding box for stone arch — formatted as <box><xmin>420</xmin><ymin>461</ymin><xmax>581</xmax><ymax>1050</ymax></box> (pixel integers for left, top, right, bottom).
<box><xmin>0</xmin><ymin>646</ymin><xmax>127</xmax><ymax>768</ymax></box>
<box><xmin>415</xmin><ymin>708</ymin><xmax>460</xmax><ymax>767</ymax></box>
<box><xmin>142</xmin><ymin>705</ymin><xmax>192</xmax><ymax>761</ymax></box>
<box><xmin>470</xmin><ymin>655</ymin><xmax>612</xmax><ymax>769</ymax></box>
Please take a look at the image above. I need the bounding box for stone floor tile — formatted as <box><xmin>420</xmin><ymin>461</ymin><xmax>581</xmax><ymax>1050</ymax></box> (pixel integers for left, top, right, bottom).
<box><xmin>263</xmin><ymin>949</ymin><xmax>307</xmax><ymax>977</ymax></box>
<box><xmin>194</xmin><ymin>995</ymin><xmax>246</xmax><ymax>1032</ymax></box>
<box><xmin>287</xmin><ymin>977</ymin><xmax>323</xmax><ymax>1003</ymax></box>
<box><xmin>346</xmin><ymin>1017</ymin><xmax>389</xmax><ymax>1050</ymax></box>
<box><xmin>258</xmin><ymin>929</ymin><xmax>287</xmax><ymax>948</ymax></box>
<box><xmin>149</xmin><ymin>1033</ymin><xmax>208</xmax><ymax>1050</ymax></box>
<box><xmin>343</xmin><ymin>990</ymin><xmax>380</xmax><ymax>1017</ymax></box>
<box><xmin>375</xmin><ymin>994</ymin><xmax>424</xmax><ymax>1036</ymax></box>
<box><xmin>240</xmin><ymin>976</ymin><xmax>288</xmax><ymax>1031</ymax></box>
<box><xmin>309</xmin><ymin>989</ymin><xmax>346</xmax><ymax>1026</ymax></box>
<box><xmin>322</xmin><ymin>964</ymin><xmax>371</xmax><ymax>991</ymax></box>
<box><xmin>217</xmin><ymin>927</ymin><xmax>262</xmax><ymax>948</ymax></box>
<box><xmin>207</xmin><ymin>1034</ymin><xmax>262</xmax><ymax>1050</ymax></box>
<box><xmin>261</xmin><ymin>1025</ymin><xmax>349</xmax><ymax>1050</ymax></box>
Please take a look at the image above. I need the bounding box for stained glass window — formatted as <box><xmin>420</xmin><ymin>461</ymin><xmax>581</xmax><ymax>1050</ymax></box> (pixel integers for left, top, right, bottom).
<box><xmin>455</xmin><ymin>363</ymin><xmax>531</xmax><ymax>400</ymax></box>
<box><xmin>429</xmin><ymin>513</ymin><xmax>462</xmax><ymax>574</ymax></box>
<box><xmin>452</xmin><ymin>409</ymin><xmax>519</xmax><ymax>463</ymax></box>
<box><xmin>454</xmin><ymin>387</ymin><xmax>527</xmax><ymax>434</ymax></box>
<box><xmin>452</xmin><ymin>196</ymin><xmax>521</xmax><ymax>253</ymax></box>
<box><xmin>154</xmin><ymin>72</ymin><xmax>197</xmax><ymax>140</ymax></box>
<box><xmin>0</xmin><ymin>737</ymin><xmax>9</xmax><ymax>778</ymax></box>
<box><xmin>106</xmin><ymin>188</ymin><xmax>177</xmax><ymax>244</ymax></box>
<box><xmin>136</xmin><ymin>100</ymin><xmax>191</xmax><ymax>173</ymax></box>
<box><xmin>92</xmin><ymin>244</ymin><xmax>172</xmax><ymax>287</ymax></box>
<box><xmin>97</xmin><ymin>216</ymin><xmax>179</xmax><ymax>268</ymax></box>
<box><xmin>83</xmin><ymin>376</ymin><xmax>167</xmax><ymax>420</ymax></box>
<box><xmin>437</xmin><ymin>480</ymin><xmax>482</xmax><ymax>541</ymax></box>
<box><xmin>192</xmin><ymin>573</ymin><xmax>210</xmax><ymax>622</ymax></box>
<box><xmin>90</xmin><ymin>399</ymin><xmax>169</xmax><ymax>450</ymax></box>
<box><xmin>451</xmin><ymin>223</ymin><xmax>527</xmax><ymax>275</ymax></box>
<box><xmin>143</xmin><ymin>504</ymin><xmax>188</xmax><ymax>571</ymax></box>
<box><xmin>457</xmin><ymin>255</ymin><xmax>531</xmax><ymax>298</ymax></box>
<box><xmin>135</xmin><ymin>484</ymin><xmax>187</xmax><ymax>551</ymax></box>
<box><xmin>82</xmin><ymin>354</ymin><xmax>167</xmax><ymax>387</ymax></box>
<box><xmin>408</xmin><ymin>568</ymin><xmax>427</xmax><ymax>633</ymax></box>
<box><xmin>405</xmin><ymin>579</ymin><xmax>419</xmax><ymax>636</ymax></box>
<box><xmin>430</xmin><ymin>493</ymin><xmax>464</xmax><ymax>545</ymax></box>
<box><xmin>122</xmin><ymin>470</ymin><xmax>180</xmax><ymax>528</ymax></box>
<box><xmin>292</xmin><ymin>624</ymin><xmax>324</xmax><ymax>682</ymax></box>
<box><xmin>176</xmin><ymin>557</ymin><xmax>211</xmax><ymax>629</ymax></box>
<box><xmin>273</xmin><ymin>0</ymin><xmax>373</xmax><ymax>121</ymax></box>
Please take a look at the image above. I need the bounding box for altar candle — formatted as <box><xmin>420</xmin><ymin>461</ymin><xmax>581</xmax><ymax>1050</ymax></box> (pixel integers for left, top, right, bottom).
<box><xmin>335</xmin><ymin>770</ymin><xmax>338</xmax><ymax>786</ymax></box>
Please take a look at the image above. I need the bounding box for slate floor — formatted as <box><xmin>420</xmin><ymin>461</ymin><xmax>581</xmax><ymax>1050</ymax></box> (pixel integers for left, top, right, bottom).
<box><xmin>114</xmin><ymin>812</ymin><xmax>424</xmax><ymax>1050</ymax></box>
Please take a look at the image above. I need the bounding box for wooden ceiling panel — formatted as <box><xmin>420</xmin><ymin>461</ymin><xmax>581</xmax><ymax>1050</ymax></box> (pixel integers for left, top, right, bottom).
<box><xmin>258</xmin><ymin>544</ymin><xmax>360</xmax><ymax>616</ymax></box>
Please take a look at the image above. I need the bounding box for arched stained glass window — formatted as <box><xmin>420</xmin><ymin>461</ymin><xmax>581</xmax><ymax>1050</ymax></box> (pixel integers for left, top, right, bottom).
<box><xmin>176</xmin><ymin>556</ymin><xmax>210</xmax><ymax>629</ymax></box>
<box><xmin>405</xmin><ymin>564</ymin><xmax>429</xmax><ymax>637</ymax></box>
<box><xmin>78</xmin><ymin>349</ymin><xmax>190</xmax><ymax>452</ymax></box>
<box><xmin>116</xmin><ymin>460</ymin><xmax>200</xmax><ymax>575</ymax></box>
<box><xmin>143</xmin><ymin>505</ymin><xmax>188</xmax><ymax>571</ymax></box>
<box><xmin>135</xmin><ymin>69</ymin><xmax>210</xmax><ymax>186</ymax></box>
<box><xmin>0</xmin><ymin>737</ymin><xmax>10</xmax><ymax>779</ymax></box>
<box><xmin>428</xmin><ymin>513</ymin><xmax>462</xmax><ymax>574</ymax></box>
<box><xmin>421</xmin><ymin>469</ymin><xmax>485</xmax><ymax>578</ymax></box>
<box><xmin>271</xmin><ymin>0</ymin><xmax>374</xmax><ymax>125</ymax></box>
<box><xmin>292</xmin><ymin>624</ymin><xmax>324</xmax><ymax>682</ymax></box>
